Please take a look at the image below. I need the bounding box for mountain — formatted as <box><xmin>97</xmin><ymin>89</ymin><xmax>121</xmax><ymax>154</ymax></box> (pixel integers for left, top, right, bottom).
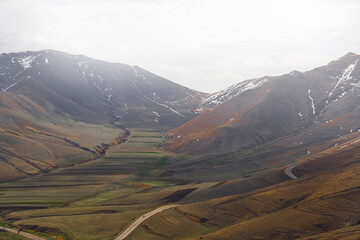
<box><xmin>0</xmin><ymin>90</ymin><xmax>128</xmax><ymax>181</ymax></box>
<box><xmin>165</xmin><ymin>52</ymin><xmax>360</xmax><ymax>154</ymax></box>
<box><xmin>1</xmin><ymin>50</ymin><xmax>359</xmax><ymax>240</ymax></box>
<box><xmin>0</xmin><ymin>50</ymin><xmax>206</xmax><ymax>128</ymax></box>
<box><xmin>0</xmin><ymin>49</ymin><xmax>208</xmax><ymax>182</ymax></box>
<box><xmin>200</xmin><ymin>76</ymin><xmax>269</xmax><ymax>108</ymax></box>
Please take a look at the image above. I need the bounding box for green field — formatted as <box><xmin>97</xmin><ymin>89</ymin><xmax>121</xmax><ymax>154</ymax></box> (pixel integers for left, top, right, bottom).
<box><xmin>0</xmin><ymin>129</ymin><xmax>198</xmax><ymax>239</ymax></box>
<box><xmin>0</xmin><ymin>128</ymin><xmax>289</xmax><ymax>240</ymax></box>
<box><xmin>0</xmin><ymin>230</ymin><xmax>29</xmax><ymax>240</ymax></box>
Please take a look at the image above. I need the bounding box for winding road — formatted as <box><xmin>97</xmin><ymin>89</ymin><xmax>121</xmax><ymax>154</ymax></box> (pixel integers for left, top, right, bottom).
<box><xmin>116</xmin><ymin>162</ymin><xmax>300</xmax><ymax>240</ymax></box>
<box><xmin>0</xmin><ymin>226</ymin><xmax>46</xmax><ymax>240</ymax></box>
<box><xmin>284</xmin><ymin>163</ymin><xmax>299</xmax><ymax>179</ymax></box>
<box><xmin>114</xmin><ymin>205</ymin><xmax>179</xmax><ymax>240</ymax></box>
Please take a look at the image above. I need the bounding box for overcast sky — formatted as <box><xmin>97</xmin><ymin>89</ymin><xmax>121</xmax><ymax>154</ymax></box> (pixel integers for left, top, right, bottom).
<box><xmin>0</xmin><ymin>0</ymin><xmax>359</xmax><ymax>93</ymax></box>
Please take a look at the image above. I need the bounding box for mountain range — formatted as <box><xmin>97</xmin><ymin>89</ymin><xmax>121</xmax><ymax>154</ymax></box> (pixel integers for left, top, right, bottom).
<box><xmin>0</xmin><ymin>50</ymin><xmax>359</xmax><ymax>240</ymax></box>
<box><xmin>1</xmin><ymin>50</ymin><xmax>360</xmax><ymax>179</ymax></box>
<box><xmin>166</xmin><ymin>52</ymin><xmax>360</xmax><ymax>154</ymax></box>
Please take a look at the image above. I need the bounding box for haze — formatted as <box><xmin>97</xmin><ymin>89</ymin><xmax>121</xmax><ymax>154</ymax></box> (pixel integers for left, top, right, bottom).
<box><xmin>0</xmin><ymin>0</ymin><xmax>359</xmax><ymax>92</ymax></box>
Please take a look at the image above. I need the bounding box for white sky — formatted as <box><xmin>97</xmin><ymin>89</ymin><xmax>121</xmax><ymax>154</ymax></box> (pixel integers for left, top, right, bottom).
<box><xmin>0</xmin><ymin>0</ymin><xmax>359</xmax><ymax>93</ymax></box>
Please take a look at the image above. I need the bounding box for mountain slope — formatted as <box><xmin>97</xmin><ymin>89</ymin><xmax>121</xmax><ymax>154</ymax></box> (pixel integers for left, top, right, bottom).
<box><xmin>129</xmin><ymin>134</ymin><xmax>360</xmax><ymax>240</ymax></box>
<box><xmin>166</xmin><ymin>52</ymin><xmax>360</xmax><ymax>154</ymax></box>
<box><xmin>0</xmin><ymin>91</ymin><xmax>125</xmax><ymax>182</ymax></box>
<box><xmin>0</xmin><ymin>50</ymin><xmax>205</xmax><ymax>128</ymax></box>
<box><xmin>200</xmin><ymin>76</ymin><xmax>269</xmax><ymax>108</ymax></box>
<box><xmin>0</xmin><ymin>49</ymin><xmax>210</xmax><ymax>182</ymax></box>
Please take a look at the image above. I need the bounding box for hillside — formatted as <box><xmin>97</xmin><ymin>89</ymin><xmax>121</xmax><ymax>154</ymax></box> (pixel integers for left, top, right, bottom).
<box><xmin>165</xmin><ymin>52</ymin><xmax>360</xmax><ymax>154</ymax></box>
<box><xmin>1</xmin><ymin>50</ymin><xmax>360</xmax><ymax>240</ymax></box>
<box><xmin>0</xmin><ymin>50</ymin><xmax>206</xmax><ymax>128</ymax></box>
<box><xmin>0</xmin><ymin>49</ymin><xmax>207</xmax><ymax>181</ymax></box>
<box><xmin>0</xmin><ymin>91</ymin><xmax>125</xmax><ymax>182</ymax></box>
<box><xmin>128</xmin><ymin>133</ymin><xmax>360</xmax><ymax>240</ymax></box>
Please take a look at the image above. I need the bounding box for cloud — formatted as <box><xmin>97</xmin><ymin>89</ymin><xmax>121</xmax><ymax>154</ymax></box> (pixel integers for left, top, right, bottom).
<box><xmin>0</xmin><ymin>0</ymin><xmax>359</xmax><ymax>92</ymax></box>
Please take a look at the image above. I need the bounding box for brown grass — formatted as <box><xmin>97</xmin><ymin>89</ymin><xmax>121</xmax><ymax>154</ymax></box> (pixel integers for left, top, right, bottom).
<box><xmin>130</xmin><ymin>142</ymin><xmax>360</xmax><ymax>240</ymax></box>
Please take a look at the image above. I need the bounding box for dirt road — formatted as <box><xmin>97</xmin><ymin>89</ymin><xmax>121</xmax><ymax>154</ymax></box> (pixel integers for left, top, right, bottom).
<box><xmin>0</xmin><ymin>226</ymin><xmax>46</xmax><ymax>240</ymax></box>
<box><xmin>284</xmin><ymin>163</ymin><xmax>299</xmax><ymax>179</ymax></box>
<box><xmin>114</xmin><ymin>205</ymin><xmax>179</xmax><ymax>240</ymax></box>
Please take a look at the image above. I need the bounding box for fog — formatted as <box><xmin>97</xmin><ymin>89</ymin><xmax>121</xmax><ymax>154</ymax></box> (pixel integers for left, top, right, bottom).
<box><xmin>0</xmin><ymin>0</ymin><xmax>359</xmax><ymax>92</ymax></box>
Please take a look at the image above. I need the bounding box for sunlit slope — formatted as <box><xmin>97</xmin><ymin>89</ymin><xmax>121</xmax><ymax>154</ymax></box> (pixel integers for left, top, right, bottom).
<box><xmin>3</xmin><ymin>130</ymin><xmax>360</xmax><ymax>239</ymax></box>
<box><xmin>297</xmin><ymin>225</ymin><xmax>360</xmax><ymax>240</ymax></box>
<box><xmin>130</xmin><ymin>136</ymin><xmax>360</xmax><ymax>240</ymax></box>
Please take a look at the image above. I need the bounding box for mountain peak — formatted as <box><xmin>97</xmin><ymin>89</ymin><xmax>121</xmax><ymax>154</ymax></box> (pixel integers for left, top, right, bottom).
<box><xmin>337</xmin><ymin>52</ymin><xmax>360</xmax><ymax>60</ymax></box>
<box><xmin>327</xmin><ymin>52</ymin><xmax>359</xmax><ymax>65</ymax></box>
<box><xmin>339</xmin><ymin>52</ymin><xmax>359</xmax><ymax>59</ymax></box>
<box><xmin>345</xmin><ymin>51</ymin><xmax>358</xmax><ymax>56</ymax></box>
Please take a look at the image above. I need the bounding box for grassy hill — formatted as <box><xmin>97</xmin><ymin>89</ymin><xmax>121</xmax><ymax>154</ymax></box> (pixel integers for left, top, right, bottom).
<box><xmin>126</xmin><ymin>135</ymin><xmax>360</xmax><ymax>240</ymax></box>
<box><xmin>0</xmin><ymin>92</ymin><xmax>124</xmax><ymax>182</ymax></box>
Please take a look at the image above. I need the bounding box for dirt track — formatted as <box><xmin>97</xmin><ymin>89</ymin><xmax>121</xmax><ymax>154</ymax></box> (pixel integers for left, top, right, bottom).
<box><xmin>114</xmin><ymin>205</ymin><xmax>179</xmax><ymax>240</ymax></box>
<box><xmin>0</xmin><ymin>226</ymin><xmax>46</xmax><ymax>240</ymax></box>
<box><xmin>284</xmin><ymin>163</ymin><xmax>299</xmax><ymax>179</ymax></box>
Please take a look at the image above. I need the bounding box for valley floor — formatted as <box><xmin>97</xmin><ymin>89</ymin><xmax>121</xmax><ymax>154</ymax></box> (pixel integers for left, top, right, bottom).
<box><xmin>0</xmin><ymin>129</ymin><xmax>359</xmax><ymax>240</ymax></box>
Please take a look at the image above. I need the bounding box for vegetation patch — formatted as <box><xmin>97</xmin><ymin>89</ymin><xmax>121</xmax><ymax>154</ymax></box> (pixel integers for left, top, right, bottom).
<box><xmin>113</xmin><ymin>151</ymin><xmax>160</xmax><ymax>154</ymax></box>
<box><xmin>210</xmin><ymin>181</ymin><xmax>228</xmax><ymax>189</ymax></box>
<box><xmin>130</xmin><ymin>183</ymin><xmax>151</xmax><ymax>188</ymax></box>
<box><xmin>155</xmin><ymin>156</ymin><xmax>170</xmax><ymax>168</ymax></box>
<box><xmin>131</xmin><ymin>136</ymin><xmax>162</xmax><ymax>138</ymax></box>
<box><xmin>128</xmin><ymin>141</ymin><xmax>160</xmax><ymax>143</ymax></box>
<box><xmin>0</xmin><ymin>230</ymin><xmax>29</xmax><ymax>240</ymax></box>
<box><xmin>161</xmin><ymin>188</ymin><xmax>198</xmax><ymax>202</ymax></box>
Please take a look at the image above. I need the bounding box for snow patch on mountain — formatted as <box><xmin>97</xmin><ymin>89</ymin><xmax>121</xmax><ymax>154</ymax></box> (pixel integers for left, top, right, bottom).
<box><xmin>153</xmin><ymin>111</ymin><xmax>160</xmax><ymax>122</ymax></box>
<box><xmin>308</xmin><ymin>89</ymin><xmax>315</xmax><ymax>114</ymax></box>
<box><xmin>2</xmin><ymin>82</ymin><xmax>19</xmax><ymax>92</ymax></box>
<box><xmin>131</xmin><ymin>66</ymin><xmax>138</xmax><ymax>75</ymax></box>
<box><xmin>130</xmin><ymin>78</ymin><xmax>184</xmax><ymax>117</ymax></box>
<box><xmin>202</xmin><ymin>78</ymin><xmax>268</xmax><ymax>106</ymax></box>
<box><xmin>350</xmin><ymin>139</ymin><xmax>360</xmax><ymax>145</ymax></box>
<box><xmin>1</xmin><ymin>72</ymin><xmax>22</xmax><ymax>92</ymax></box>
<box><xmin>328</xmin><ymin>59</ymin><xmax>359</xmax><ymax>98</ymax></box>
<box><xmin>152</xmin><ymin>111</ymin><xmax>160</xmax><ymax>117</ymax></box>
<box><xmin>17</xmin><ymin>55</ymin><xmax>36</xmax><ymax>69</ymax></box>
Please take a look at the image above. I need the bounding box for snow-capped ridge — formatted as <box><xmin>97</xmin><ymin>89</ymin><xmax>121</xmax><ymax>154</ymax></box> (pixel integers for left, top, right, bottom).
<box><xmin>201</xmin><ymin>77</ymin><xmax>268</xmax><ymax>106</ymax></box>
<box><xmin>328</xmin><ymin>59</ymin><xmax>359</xmax><ymax>98</ymax></box>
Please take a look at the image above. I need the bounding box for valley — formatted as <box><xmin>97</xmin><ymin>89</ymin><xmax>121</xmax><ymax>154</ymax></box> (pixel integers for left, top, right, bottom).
<box><xmin>2</xmin><ymin>127</ymin><xmax>359</xmax><ymax>240</ymax></box>
<box><xmin>0</xmin><ymin>129</ymin><xmax>224</xmax><ymax>239</ymax></box>
<box><xmin>0</xmin><ymin>50</ymin><xmax>359</xmax><ymax>240</ymax></box>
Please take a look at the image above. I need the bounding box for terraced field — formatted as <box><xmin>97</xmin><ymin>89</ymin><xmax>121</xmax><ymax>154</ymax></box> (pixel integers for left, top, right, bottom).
<box><xmin>3</xmin><ymin>128</ymin><xmax>344</xmax><ymax>240</ymax></box>
<box><xmin>1</xmin><ymin>129</ymin><xmax>215</xmax><ymax>239</ymax></box>
<box><xmin>3</xmin><ymin>128</ymin><xmax>277</xmax><ymax>240</ymax></box>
